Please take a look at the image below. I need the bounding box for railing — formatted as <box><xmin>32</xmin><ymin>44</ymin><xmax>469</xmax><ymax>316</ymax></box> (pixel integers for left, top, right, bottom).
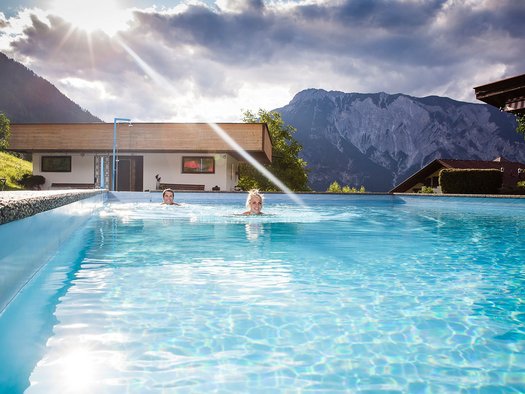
<box><xmin>159</xmin><ymin>183</ymin><xmax>205</xmax><ymax>191</ymax></box>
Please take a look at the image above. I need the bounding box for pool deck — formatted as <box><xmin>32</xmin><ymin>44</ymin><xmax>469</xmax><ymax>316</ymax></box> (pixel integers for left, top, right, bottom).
<box><xmin>0</xmin><ymin>190</ymin><xmax>105</xmax><ymax>225</ymax></box>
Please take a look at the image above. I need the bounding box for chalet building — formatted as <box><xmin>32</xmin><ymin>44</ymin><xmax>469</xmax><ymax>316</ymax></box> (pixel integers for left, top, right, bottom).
<box><xmin>392</xmin><ymin>74</ymin><xmax>525</xmax><ymax>194</ymax></box>
<box><xmin>8</xmin><ymin>123</ymin><xmax>272</xmax><ymax>192</ymax></box>
<box><xmin>390</xmin><ymin>157</ymin><xmax>525</xmax><ymax>193</ymax></box>
<box><xmin>474</xmin><ymin>73</ymin><xmax>525</xmax><ymax>116</ymax></box>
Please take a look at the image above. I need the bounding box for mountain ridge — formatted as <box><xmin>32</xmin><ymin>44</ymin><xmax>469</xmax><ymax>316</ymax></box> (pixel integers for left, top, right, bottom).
<box><xmin>0</xmin><ymin>52</ymin><xmax>101</xmax><ymax>123</ymax></box>
<box><xmin>275</xmin><ymin>89</ymin><xmax>523</xmax><ymax>191</ymax></box>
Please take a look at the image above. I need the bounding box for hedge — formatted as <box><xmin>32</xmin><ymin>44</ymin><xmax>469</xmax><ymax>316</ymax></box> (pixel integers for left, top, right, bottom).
<box><xmin>439</xmin><ymin>169</ymin><xmax>502</xmax><ymax>194</ymax></box>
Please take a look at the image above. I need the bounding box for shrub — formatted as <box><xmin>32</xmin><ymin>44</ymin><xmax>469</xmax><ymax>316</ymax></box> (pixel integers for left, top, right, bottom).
<box><xmin>327</xmin><ymin>181</ymin><xmax>342</xmax><ymax>193</ymax></box>
<box><xmin>439</xmin><ymin>169</ymin><xmax>502</xmax><ymax>194</ymax></box>
<box><xmin>419</xmin><ymin>186</ymin><xmax>434</xmax><ymax>194</ymax></box>
<box><xmin>499</xmin><ymin>180</ymin><xmax>525</xmax><ymax>195</ymax></box>
<box><xmin>17</xmin><ymin>174</ymin><xmax>46</xmax><ymax>190</ymax></box>
<box><xmin>327</xmin><ymin>181</ymin><xmax>366</xmax><ymax>193</ymax></box>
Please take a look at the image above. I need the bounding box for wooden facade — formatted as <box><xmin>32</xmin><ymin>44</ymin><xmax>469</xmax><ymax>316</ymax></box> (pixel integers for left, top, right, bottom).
<box><xmin>9</xmin><ymin>122</ymin><xmax>272</xmax><ymax>164</ymax></box>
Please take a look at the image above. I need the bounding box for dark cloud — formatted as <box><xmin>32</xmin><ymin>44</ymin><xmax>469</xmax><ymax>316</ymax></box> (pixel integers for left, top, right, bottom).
<box><xmin>127</xmin><ymin>0</ymin><xmax>523</xmax><ymax>71</ymax></box>
<box><xmin>337</xmin><ymin>0</ymin><xmax>446</xmax><ymax>29</ymax></box>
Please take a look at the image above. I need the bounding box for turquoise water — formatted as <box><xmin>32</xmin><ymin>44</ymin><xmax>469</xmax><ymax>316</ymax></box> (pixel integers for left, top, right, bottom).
<box><xmin>1</xmin><ymin>194</ymin><xmax>525</xmax><ymax>393</ymax></box>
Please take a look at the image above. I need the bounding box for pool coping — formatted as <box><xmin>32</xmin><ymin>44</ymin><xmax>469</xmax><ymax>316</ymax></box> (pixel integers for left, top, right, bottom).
<box><xmin>0</xmin><ymin>189</ymin><xmax>105</xmax><ymax>225</ymax></box>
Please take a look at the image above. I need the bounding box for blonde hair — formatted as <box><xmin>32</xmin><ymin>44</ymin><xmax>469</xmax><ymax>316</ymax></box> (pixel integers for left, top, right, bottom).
<box><xmin>245</xmin><ymin>189</ymin><xmax>264</xmax><ymax>209</ymax></box>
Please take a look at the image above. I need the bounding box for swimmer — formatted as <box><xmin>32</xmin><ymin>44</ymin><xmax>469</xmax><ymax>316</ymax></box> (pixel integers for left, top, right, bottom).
<box><xmin>161</xmin><ymin>188</ymin><xmax>180</xmax><ymax>205</ymax></box>
<box><xmin>242</xmin><ymin>189</ymin><xmax>264</xmax><ymax>215</ymax></box>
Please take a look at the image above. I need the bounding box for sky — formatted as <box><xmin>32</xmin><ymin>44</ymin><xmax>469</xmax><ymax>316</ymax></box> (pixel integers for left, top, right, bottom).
<box><xmin>0</xmin><ymin>0</ymin><xmax>523</xmax><ymax>122</ymax></box>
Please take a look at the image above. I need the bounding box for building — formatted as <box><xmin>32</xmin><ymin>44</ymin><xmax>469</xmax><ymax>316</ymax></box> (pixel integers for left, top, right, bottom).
<box><xmin>391</xmin><ymin>74</ymin><xmax>525</xmax><ymax>194</ymax></box>
<box><xmin>390</xmin><ymin>157</ymin><xmax>525</xmax><ymax>193</ymax></box>
<box><xmin>474</xmin><ymin>73</ymin><xmax>525</xmax><ymax>116</ymax></box>
<box><xmin>8</xmin><ymin>122</ymin><xmax>272</xmax><ymax>191</ymax></box>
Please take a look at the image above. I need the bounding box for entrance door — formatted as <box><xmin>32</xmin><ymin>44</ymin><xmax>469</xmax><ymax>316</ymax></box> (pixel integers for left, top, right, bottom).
<box><xmin>116</xmin><ymin>156</ymin><xmax>143</xmax><ymax>191</ymax></box>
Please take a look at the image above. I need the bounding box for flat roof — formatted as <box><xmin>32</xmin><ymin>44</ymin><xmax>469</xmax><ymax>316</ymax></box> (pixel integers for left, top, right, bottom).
<box><xmin>8</xmin><ymin>122</ymin><xmax>272</xmax><ymax>164</ymax></box>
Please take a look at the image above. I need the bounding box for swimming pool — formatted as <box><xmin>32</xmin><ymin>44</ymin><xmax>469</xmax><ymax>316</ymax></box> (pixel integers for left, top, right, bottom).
<box><xmin>1</xmin><ymin>193</ymin><xmax>525</xmax><ymax>393</ymax></box>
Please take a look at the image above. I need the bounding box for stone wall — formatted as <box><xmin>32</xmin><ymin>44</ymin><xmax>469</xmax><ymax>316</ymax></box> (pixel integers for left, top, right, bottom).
<box><xmin>0</xmin><ymin>190</ymin><xmax>104</xmax><ymax>225</ymax></box>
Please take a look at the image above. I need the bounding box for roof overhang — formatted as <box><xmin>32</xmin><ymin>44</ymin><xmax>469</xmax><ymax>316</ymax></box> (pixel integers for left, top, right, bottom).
<box><xmin>474</xmin><ymin>74</ymin><xmax>525</xmax><ymax>115</ymax></box>
<box><xmin>389</xmin><ymin>159</ymin><xmax>450</xmax><ymax>193</ymax></box>
<box><xmin>8</xmin><ymin>122</ymin><xmax>273</xmax><ymax>164</ymax></box>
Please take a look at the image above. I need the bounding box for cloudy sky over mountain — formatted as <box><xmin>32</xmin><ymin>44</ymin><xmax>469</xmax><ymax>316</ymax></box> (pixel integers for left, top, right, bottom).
<box><xmin>0</xmin><ymin>0</ymin><xmax>523</xmax><ymax>122</ymax></box>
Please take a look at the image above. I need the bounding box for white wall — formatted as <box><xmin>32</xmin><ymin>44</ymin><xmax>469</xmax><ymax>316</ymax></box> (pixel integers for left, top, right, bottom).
<box><xmin>33</xmin><ymin>153</ymin><xmax>96</xmax><ymax>189</ymax></box>
<box><xmin>32</xmin><ymin>152</ymin><xmax>241</xmax><ymax>191</ymax></box>
<box><xmin>143</xmin><ymin>153</ymin><xmax>240</xmax><ymax>191</ymax></box>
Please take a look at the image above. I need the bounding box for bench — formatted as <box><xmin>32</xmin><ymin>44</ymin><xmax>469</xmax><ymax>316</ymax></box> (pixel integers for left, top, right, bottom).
<box><xmin>159</xmin><ymin>183</ymin><xmax>205</xmax><ymax>191</ymax></box>
<box><xmin>51</xmin><ymin>183</ymin><xmax>95</xmax><ymax>189</ymax></box>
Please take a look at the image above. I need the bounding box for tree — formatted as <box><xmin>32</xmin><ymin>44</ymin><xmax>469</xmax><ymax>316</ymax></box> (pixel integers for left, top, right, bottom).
<box><xmin>327</xmin><ymin>181</ymin><xmax>342</xmax><ymax>192</ymax></box>
<box><xmin>0</xmin><ymin>113</ymin><xmax>10</xmax><ymax>151</ymax></box>
<box><xmin>517</xmin><ymin>114</ymin><xmax>525</xmax><ymax>136</ymax></box>
<box><xmin>238</xmin><ymin>109</ymin><xmax>309</xmax><ymax>191</ymax></box>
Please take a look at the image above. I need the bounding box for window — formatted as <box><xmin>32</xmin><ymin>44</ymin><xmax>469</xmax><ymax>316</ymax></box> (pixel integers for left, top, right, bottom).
<box><xmin>41</xmin><ymin>156</ymin><xmax>71</xmax><ymax>172</ymax></box>
<box><xmin>182</xmin><ymin>157</ymin><xmax>215</xmax><ymax>174</ymax></box>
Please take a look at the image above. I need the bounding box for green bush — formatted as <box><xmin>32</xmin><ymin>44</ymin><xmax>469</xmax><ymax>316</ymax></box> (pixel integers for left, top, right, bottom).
<box><xmin>327</xmin><ymin>181</ymin><xmax>342</xmax><ymax>193</ymax></box>
<box><xmin>327</xmin><ymin>181</ymin><xmax>366</xmax><ymax>193</ymax></box>
<box><xmin>439</xmin><ymin>169</ymin><xmax>502</xmax><ymax>194</ymax></box>
<box><xmin>419</xmin><ymin>186</ymin><xmax>434</xmax><ymax>194</ymax></box>
<box><xmin>17</xmin><ymin>174</ymin><xmax>45</xmax><ymax>190</ymax></box>
<box><xmin>499</xmin><ymin>180</ymin><xmax>525</xmax><ymax>195</ymax></box>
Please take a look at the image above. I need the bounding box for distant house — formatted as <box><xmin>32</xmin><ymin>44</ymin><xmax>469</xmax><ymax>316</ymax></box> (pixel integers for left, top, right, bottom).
<box><xmin>390</xmin><ymin>157</ymin><xmax>525</xmax><ymax>193</ymax></box>
<box><xmin>8</xmin><ymin>123</ymin><xmax>272</xmax><ymax>191</ymax></box>
<box><xmin>474</xmin><ymin>73</ymin><xmax>525</xmax><ymax>116</ymax></box>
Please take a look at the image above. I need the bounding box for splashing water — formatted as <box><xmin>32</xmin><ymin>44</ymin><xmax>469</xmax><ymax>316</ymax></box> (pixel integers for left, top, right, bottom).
<box><xmin>207</xmin><ymin>123</ymin><xmax>306</xmax><ymax>207</ymax></box>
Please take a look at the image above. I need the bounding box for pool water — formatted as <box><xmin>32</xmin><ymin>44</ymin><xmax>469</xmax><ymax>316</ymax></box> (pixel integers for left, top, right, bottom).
<box><xmin>1</xmin><ymin>195</ymin><xmax>525</xmax><ymax>393</ymax></box>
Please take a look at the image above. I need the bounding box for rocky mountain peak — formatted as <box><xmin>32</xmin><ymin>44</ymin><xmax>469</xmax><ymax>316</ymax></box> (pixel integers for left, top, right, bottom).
<box><xmin>276</xmin><ymin>89</ymin><xmax>523</xmax><ymax>191</ymax></box>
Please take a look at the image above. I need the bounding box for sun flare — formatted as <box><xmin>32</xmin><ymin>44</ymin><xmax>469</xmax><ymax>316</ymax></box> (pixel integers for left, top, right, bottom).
<box><xmin>50</xmin><ymin>0</ymin><xmax>132</xmax><ymax>36</ymax></box>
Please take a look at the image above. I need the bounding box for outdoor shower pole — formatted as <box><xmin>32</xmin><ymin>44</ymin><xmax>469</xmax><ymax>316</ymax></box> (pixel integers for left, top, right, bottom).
<box><xmin>112</xmin><ymin>117</ymin><xmax>131</xmax><ymax>191</ymax></box>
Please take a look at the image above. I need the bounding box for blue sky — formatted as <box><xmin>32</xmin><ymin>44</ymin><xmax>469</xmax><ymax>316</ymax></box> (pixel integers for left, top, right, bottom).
<box><xmin>0</xmin><ymin>0</ymin><xmax>523</xmax><ymax>122</ymax></box>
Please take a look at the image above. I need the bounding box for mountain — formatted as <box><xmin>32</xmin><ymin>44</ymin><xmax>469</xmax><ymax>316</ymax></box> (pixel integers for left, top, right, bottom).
<box><xmin>0</xmin><ymin>52</ymin><xmax>101</xmax><ymax>123</ymax></box>
<box><xmin>275</xmin><ymin>89</ymin><xmax>524</xmax><ymax>192</ymax></box>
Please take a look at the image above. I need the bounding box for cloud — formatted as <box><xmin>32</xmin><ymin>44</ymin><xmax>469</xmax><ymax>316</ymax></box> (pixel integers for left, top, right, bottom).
<box><xmin>0</xmin><ymin>0</ymin><xmax>524</xmax><ymax>121</ymax></box>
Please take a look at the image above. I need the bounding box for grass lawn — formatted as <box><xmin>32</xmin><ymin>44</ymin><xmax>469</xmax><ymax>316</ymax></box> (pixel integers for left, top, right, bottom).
<box><xmin>0</xmin><ymin>152</ymin><xmax>32</xmax><ymax>190</ymax></box>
